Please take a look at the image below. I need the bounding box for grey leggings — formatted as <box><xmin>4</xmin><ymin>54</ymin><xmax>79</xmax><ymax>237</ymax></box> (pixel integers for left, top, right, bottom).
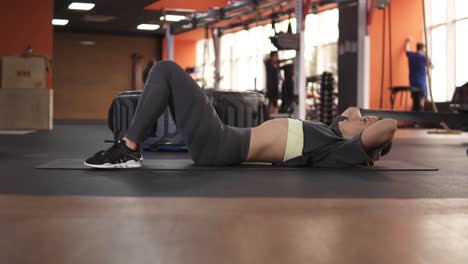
<box><xmin>125</xmin><ymin>60</ymin><xmax>251</xmax><ymax>165</ymax></box>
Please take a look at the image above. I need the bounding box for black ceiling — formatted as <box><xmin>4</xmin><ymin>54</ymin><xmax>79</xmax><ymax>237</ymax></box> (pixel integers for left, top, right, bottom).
<box><xmin>53</xmin><ymin>0</ymin><xmax>171</xmax><ymax>37</ymax></box>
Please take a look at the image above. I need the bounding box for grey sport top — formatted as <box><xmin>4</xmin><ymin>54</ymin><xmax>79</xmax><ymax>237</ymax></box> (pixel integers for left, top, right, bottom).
<box><xmin>280</xmin><ymin>116</ymin><xmax>382</xmax><ymax>168</ymax></box>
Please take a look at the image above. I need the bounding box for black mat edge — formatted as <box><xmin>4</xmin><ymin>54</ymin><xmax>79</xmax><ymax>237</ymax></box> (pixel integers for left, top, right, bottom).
<box><xmin>36</xmin><ymin>159</ymin><xmax>438</xmax><ymax>171</ymax></box>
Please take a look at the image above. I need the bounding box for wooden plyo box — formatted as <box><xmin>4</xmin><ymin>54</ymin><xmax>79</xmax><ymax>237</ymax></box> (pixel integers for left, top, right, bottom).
<box><xmin>0</xmin><ymin>88</ymin><xmax>53</xmax><ymax>130</ymax></box>
<box><xmin>1</xmin><ymin>56</ymin><xmax>47</xmax><ymax>89</ymax></box>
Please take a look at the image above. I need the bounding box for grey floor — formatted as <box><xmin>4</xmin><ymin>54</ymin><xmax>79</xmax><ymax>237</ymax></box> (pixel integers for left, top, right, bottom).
<box><xmin>2</xmin><ymin>123</ymin><xmax>468</xmax><ymax>264</ymax></box>
<box><xmin>0</xmin><ymin>122</ymin><xmax>467</xmax><ymax>198</ymax></box>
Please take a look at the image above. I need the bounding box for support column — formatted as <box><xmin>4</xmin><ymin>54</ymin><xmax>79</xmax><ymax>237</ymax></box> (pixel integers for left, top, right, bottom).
<box><xmin>165</xmin><ymin>24</ymin><xmax>174</xmax><ymax>61</ymax></box>
<box><xmin>294</xmin><ymin>0</ymin><xmax>306</xmax><ymax>119</ymax></box>
<box><xmin>338</xmin><ymin>0</ymin><xmax>369</xmax><ymax>112</ymax></box>
<box><xmin>212</xmin><ymin>28</ymin><xmax>221</xmax><ymax>90</ymax></box>
<box><xmin>357</xmin><ymin>0</ymin><xmax>370</xmax><ymax>109</ymax></box>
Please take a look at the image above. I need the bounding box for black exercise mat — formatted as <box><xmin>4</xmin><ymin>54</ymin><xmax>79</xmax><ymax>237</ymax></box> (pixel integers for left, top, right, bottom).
<box><xmin>37</xmin><ymin>159</ymin><xmax>438</xmax><ymax>171</ymax></box>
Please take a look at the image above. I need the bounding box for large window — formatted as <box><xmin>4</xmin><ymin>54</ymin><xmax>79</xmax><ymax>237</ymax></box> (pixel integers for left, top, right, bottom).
<box><xmin>426</xmin><ymin>0</ymin><xmax>468</xmax><ymax>102</ymax></box>
<box><xmin>430</xmin><ymin>25</ymin><xmax>447</xmax><ymax>101</ymax></box>
<box><xmin>195</xmin><ymin>9</ymin><xmax>339</xmax><ymax>91</ymax></box>
<box><xmin>196</xmin><ymin>37</ymin><xmax>215</xmax><ymax>88</ymax></box>
<box><xmin>455</xmin><ymin>18</ymin><xmax>468</xmax><ymax>88</ymax></box>
<box><xmin>304</xmin><ymin>9</ymin><xmax>339</xmax><ymax>77</ymax></box>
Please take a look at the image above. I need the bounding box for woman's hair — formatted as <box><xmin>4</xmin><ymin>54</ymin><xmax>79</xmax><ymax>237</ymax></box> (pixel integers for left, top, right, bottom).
<box><xmin>381</xmin><ymin>142</ymin><xmax>393</xmax><ymax>156</ymax></box>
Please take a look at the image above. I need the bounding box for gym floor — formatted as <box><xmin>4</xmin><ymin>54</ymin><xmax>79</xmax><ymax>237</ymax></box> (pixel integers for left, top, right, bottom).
<box><xmin>1</xmin><ymin>122</ymin><xmax>467</xmax><ymax>263</ymax></box>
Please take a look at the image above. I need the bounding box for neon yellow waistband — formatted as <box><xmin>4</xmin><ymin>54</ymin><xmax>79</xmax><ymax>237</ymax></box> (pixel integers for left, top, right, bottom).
<box><xmin>283</xmin><ymin>119</ymin><xmax>304</xmax><ymax>162</ymax></box>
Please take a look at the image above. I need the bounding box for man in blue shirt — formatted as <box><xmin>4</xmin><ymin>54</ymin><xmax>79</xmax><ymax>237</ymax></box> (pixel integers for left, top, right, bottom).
<box><xmin>405</xmin><ymin>37</ymin><xmax>432</xmax><ymax>111</ymax></box>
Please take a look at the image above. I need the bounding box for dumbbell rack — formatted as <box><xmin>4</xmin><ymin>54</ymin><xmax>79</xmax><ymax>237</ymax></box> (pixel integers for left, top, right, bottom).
<box><xmin>318</xmin><ymin>72</ymin><xmax>338</xmax><ymax>125</ymax></box>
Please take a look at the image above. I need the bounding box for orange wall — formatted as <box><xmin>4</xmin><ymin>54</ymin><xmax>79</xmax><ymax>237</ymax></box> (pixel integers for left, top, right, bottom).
<box><xmin>0</xmin><ymin>0</ymin><xmax>54</xmax><ymax>86</ymax></box>
<box><xmin>369</xmin><ymin>0</ymin><xmax>424</xmax><ymax>110</ymax></box>
<box><xmin>162</xmin><ymin>29</ymin><xmax>205</xmax><ymax>69</ymax></box>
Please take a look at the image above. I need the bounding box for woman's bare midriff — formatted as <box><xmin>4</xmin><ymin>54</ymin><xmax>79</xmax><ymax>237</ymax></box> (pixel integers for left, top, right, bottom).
<box><xmin>246</xmin><ymin>118</ymin><xmax>289</xmax><ymax>162</ymax></box>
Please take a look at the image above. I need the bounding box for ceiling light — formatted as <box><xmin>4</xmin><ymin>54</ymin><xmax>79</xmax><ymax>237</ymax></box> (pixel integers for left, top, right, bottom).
<box><xmin>163</xmin><ymin>15</ymin><xmax>187</xmax><ymax>22</ymax></box>
<box><xmin>68</xmin><ymin>2</ymin><xmax>95</xmax><ymax>11</ymax></box>
<box><xmin>137</xmin><ymin>24</ymin><xmax>160</xmax><ymax>31</ymax></box>
<box><xmin>52</xmin><ymin>19</ymin><xmax>69</xmax><ymax>26</ymax></box>
<box><xmin>82</xmin><ymin>14</ymin><xmax>116</xmax><ymax>23</ymax></box>
<box><xmin>79</xmin><ymin>40</ymin><xmax>96</xmax><ymax>46</ymax></box>
<box><xmin>165</xmin><ymin>8</ymin><xmax>196</xmax><ymax>13</ymax></box>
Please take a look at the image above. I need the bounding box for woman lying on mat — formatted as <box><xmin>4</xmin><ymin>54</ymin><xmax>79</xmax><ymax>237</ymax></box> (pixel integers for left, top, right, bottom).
<box><xmin>84</xmin><ymin>60</ymin><xmax>396</xmax><ymax>169</ymax></box>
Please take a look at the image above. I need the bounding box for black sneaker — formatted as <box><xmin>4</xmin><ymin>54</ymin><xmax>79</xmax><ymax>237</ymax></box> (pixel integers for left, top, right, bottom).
<box><xmin>84</xmin><ymin>140</ymin><xmax>143</xmax><ymax>169</ymax></box>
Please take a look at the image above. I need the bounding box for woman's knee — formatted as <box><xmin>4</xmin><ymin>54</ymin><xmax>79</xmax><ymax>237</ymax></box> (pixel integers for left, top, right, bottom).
<box><xmin>153</xmin><ymin>60</ymin><xmax>181</xmax><ymax>73</ymax></box>
<box><xmin>145</xmin><ymin>60</ymin><xmax>177</xmax><ymax>81</ymax></box>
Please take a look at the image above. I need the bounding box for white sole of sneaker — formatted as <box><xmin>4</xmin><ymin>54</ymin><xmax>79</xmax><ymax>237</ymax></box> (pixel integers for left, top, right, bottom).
<box><xmin>83</xmin><ymin>160</ymin><xmax>142</xmax><ymax>169</ymax></box>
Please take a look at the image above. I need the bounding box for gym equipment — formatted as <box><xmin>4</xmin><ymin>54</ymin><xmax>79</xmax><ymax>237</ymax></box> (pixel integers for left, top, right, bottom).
<box><xmin>204</xmin><ymin>90</ymin><xmax>269</xmax><ymax>128</ymax></box>
<box><xmin>378</xmin><ymin>5</ymin><xmax>386</xmax><ymax>108</ymax></box>
<box><xmin>108</xmin><ymin>90</ymin><xmax>269</xmax><ymax>149</ymax></box>
<box><xmin>38</xmin><ymin>159</ymin><xmax>437</xmax><ymax>171</ymax></box>
<box><xmin>360</xmin><ymin>109</ymin><xmax>468</xmax><ymax>131</ymax></box>
<box><xmin>378</xmin><ymin>1</ymin><xmax>394</xmax><ymax>109</ymax></box>
<box><xmin>270</xmin><ymin>33</ymin><xmax>299</xmax><ymax>50</ymax></box>
<box><xmin>270</xmin><ymin>13</ymin><xmax>299</xmax><ymax>50</ymax></box>
<box><xmin>450</xmin><ymin>83</ymin><xmax>468</xmax><ymax>113</ymax></box>
<box><xmin>389</xmin><ymin>86</ymin><xmax>422</xmax><ymax>110</ymax></box>
<box><xmin>305</xmin><ymin>74</ymin><xmax>333</xmax><ymax>121</ymax></box>
<box><xmin>318</xmin><ymin>72</ymin><xmax>337</xmax><ymax>125</ymax></box>
<box><xmin>145</xmin><ymin>109</ymin><xmax>185</xmax><ymax>150</ymax></box>
<box><xmin>364</xmin><ymin>82</ymin><xmax>468</xmax><ymax>131</ymax></box>
<box><xmin>108</xmin><ymin>91</ymin><xmax>157</xmax><ymax>144</ymax></box>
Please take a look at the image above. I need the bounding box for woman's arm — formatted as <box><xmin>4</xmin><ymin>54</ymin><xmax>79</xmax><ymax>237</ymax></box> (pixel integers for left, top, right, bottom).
<box><xmin>340</xmin><ymin>107</ymin><xmax>362</xmax><ymax>119</ymax></box>
<box><xmin>361</xmin><ymin>118</ymin><xmax>397</xmax><ymax>151</ymax></box>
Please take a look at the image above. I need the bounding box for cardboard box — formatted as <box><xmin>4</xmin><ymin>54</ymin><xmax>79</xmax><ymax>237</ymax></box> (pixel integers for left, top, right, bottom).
<box><xmin>0</xmin><ymin>88</ymin><xmax>53</xmax><ymax>130</ymax></box>
<box><xmin>1</xmin><ymin>56</ymin><xmax>47</xmax><ymax>89</ymax></box>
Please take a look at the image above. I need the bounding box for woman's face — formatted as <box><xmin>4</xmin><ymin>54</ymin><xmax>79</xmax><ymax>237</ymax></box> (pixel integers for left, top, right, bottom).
<box><xmin>338</xmin><ymin>115</ymin><xmax>380</xmax><ymax>138</ymax></box>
